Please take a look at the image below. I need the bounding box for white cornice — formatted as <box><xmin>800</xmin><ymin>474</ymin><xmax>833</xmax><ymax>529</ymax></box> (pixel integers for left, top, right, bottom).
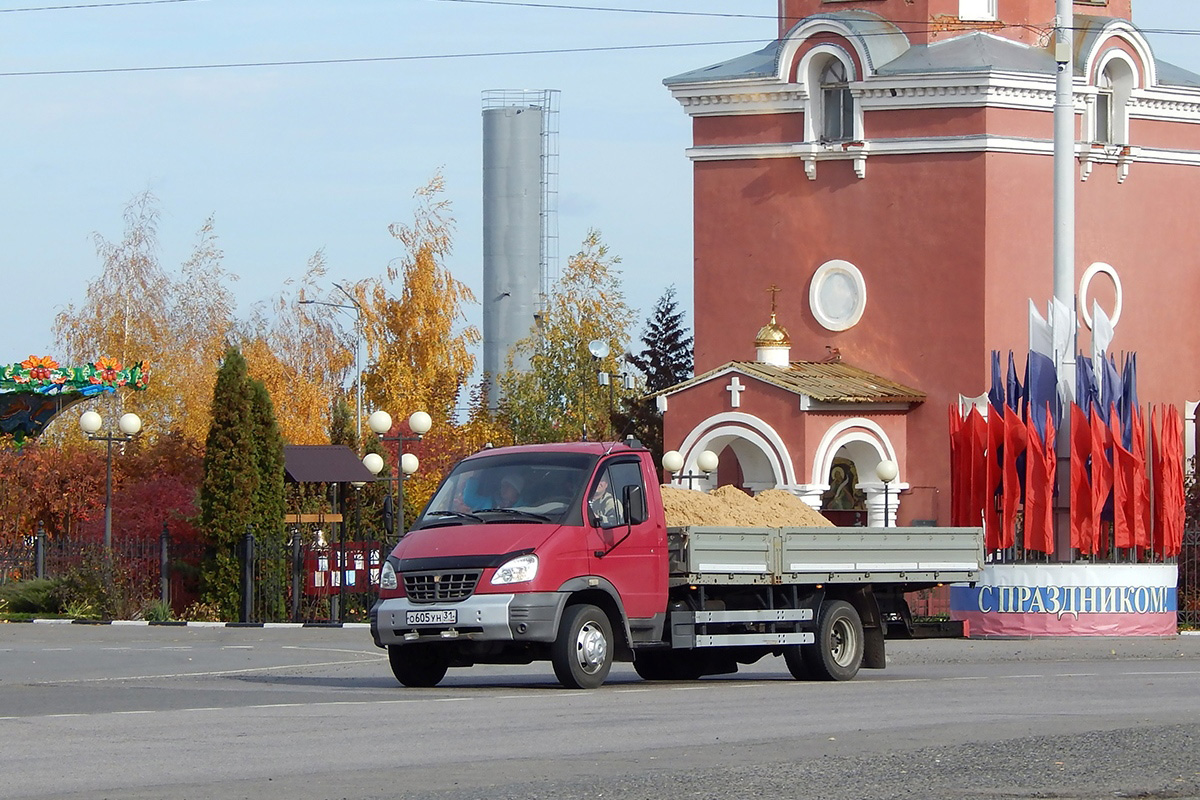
<box><xmin>669</xmin><ymin>79</ymin><xmax>807</xmax><ymax>116</ymax></box>
<box><xmin>685</xmin><ymin>135</ymin><xmax>1051</xmax><ymax>162</ymax></box>
<box><xmin>685</xmin><ymin>136</ymin><xmax>1200</xmax><ymax>175</ymax></box>
<box><xmin>670</xmin><ymin>72</ymin><xmax>1200</xmax><ymax>121</ymax></box>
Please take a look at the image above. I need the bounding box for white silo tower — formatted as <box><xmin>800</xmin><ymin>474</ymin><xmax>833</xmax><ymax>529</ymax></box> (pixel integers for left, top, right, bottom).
<box><xmin>481</xmin><ymin>89</ymin><xmax>559</xmax><ymax>407</ymax></box>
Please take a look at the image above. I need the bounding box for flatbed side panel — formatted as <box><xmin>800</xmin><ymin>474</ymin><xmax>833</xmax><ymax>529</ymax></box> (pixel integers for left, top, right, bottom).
<box><xmin>781</xmin><ymin>526</ymin><xmax>984</xmax><ymax>584</ymax></box>
<box><xmin>668</xmin><ymin>526</ymin><xmax>984</xmax><ymax>586</ymax></box>
<box><xmin>668</xmin><ymin>527</ymin><xmax>777</xmax><ymax>582</ymax></box>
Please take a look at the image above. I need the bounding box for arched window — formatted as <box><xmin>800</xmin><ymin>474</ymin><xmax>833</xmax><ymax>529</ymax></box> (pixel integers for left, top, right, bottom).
<box><xmin>820</xmin><ymin>59</ymin><xmax>854</xmax><ymax>142</ymax></box>
<box><xmin>1094</xmin><ymin>56</ymin><xmax>1136</xmax><ymax>146</ymax></box>
<box><xmin>1096</xmin><ymin>70</ymin><xmax>1114</xmax><ymax>144</ymax></box>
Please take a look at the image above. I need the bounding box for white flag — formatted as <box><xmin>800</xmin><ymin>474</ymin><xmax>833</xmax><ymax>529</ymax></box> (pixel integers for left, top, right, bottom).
<box><xmin>1029</xmin><ymin>299</ymin><xmax>1053</xmax><ymax>359</ymax></box>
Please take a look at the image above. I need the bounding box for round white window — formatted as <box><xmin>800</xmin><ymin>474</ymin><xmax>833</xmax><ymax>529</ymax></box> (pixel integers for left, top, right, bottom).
<box><xmin>809</xmin><ymin>259</ymin><xmax>866</xmax><ymax>332</ymax></box>
<box><xmin>1079</xmin><ymin>261</ymin><xmax>1123</xmax><ymax>330</ymax></box>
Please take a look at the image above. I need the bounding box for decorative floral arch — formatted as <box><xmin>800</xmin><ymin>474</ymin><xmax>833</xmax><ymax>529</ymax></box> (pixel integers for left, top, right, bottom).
<box><xmin>0</xmin><ymin>356</ymin><xmax>149</xmax><ymax>443</ymax></box>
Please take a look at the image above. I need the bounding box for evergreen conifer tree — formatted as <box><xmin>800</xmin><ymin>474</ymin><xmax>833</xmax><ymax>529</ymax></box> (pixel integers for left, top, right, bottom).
<box><xmin>249</xmin><ymin>377</ymin><xmax>287</xmax><ymax>620</ymax></box>
<box><xmin>617</xmin><ymin>286</ymin><xmax>694</xmax><ymax>463</ymax></box>
<box><xmin>198</xmin><ymin>347</ymin><xmax>258</xmax><ymax>617</ymax></box>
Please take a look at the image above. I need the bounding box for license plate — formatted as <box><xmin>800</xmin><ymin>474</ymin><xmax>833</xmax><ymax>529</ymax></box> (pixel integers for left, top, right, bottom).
<box><xmin>405</xmin><ymin>609</ymin><xmax>457</xmax><ymax>626</ymax></box>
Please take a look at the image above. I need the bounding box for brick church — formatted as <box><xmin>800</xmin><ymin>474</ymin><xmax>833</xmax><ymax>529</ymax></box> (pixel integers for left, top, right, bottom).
<box><xmin>659</xmin><ymin>0</ymin><xmax>1200</xmax><ymax>531</ymax></box>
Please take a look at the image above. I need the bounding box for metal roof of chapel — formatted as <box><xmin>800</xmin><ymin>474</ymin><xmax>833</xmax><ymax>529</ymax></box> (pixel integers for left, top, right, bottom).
<box><xmin>659</xmin><ymin>360</ymin><xmax>926</xmax><ymax>406</ymax></box>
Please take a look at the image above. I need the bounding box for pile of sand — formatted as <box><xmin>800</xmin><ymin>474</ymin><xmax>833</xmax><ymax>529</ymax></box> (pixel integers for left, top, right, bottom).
<box><xmin>660</xmin><ymin>484</ymin><xmax>834</xmax><ymax>528</ymax></box>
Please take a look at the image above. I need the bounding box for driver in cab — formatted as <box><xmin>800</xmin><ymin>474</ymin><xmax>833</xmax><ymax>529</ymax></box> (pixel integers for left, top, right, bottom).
<box><xmin>588</xmin><ymin>473</ymin><xmax>623</xmax><ymax>527</ymax></box>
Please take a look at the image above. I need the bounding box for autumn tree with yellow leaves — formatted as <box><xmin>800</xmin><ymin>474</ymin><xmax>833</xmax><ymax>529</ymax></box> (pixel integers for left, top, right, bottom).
<box><xmin>498</xmin><ymin>229</ymin><xmax>636</xmax><ymax>444</ymax></box>
<box><xmin>242</xmin><ymin>251</ymin><xmax>355</xmax><ymax>446</ymax></box>
<box><xmin>53</xmin><ymin>193</ymin><xmax>236</xmax><ymax>445</ymax></box>
<box><xmin>333</xmin><ymin>174</ymin><xmax>486</xmax><ymax>512</ymax></box>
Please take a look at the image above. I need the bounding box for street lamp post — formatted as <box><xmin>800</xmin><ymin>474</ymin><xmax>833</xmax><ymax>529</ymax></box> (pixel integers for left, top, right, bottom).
<box><xmin>79</xmin><ymin>410</ymin><xmax>144</xmax><ymax>559</ymax></box>
<box><xmin>587</xmin><ymin>339</ymin><xmax>610</xmax><ymax>440</ymax></box>
<box><xmin>595</xmin><ymin>369</ymin><xmax>635</xmax><ymax>442</ymax></box>
<box><xmin>876</xmin><ymin>459</ymin><xmax>898</xmax><ymax>528</ymax></box>
<box><xmin>662</xmin><ymin>449</ymin><xmax>719</xmax><ymax>490</ymax></box>
<box><xmin>364</xmin><ymin>410</ymin><xmax>431</xmax><ymax>540</ymax></box>
<box><xmin>300</xmin><ymin>288</ymin><xmax>364</xmax><ymax>445</ymax></box>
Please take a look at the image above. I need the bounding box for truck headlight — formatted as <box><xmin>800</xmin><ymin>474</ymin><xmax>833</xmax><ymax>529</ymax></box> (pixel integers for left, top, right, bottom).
<box><xmin>491</xmin><ymin>554</ymin><xmax>538</xmax><ymax>585</ymax></box>
<box><xmin>380</xmin><ymin>561</ymin><xmax>398</xmax><ymax>591</ymax></box>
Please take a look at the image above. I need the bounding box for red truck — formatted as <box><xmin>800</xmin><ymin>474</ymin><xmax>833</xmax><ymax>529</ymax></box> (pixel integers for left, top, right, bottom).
<box><xmin>370</xmin><ymin>441</ymin><xmax>983</xmax><ymax>689</ymax></box>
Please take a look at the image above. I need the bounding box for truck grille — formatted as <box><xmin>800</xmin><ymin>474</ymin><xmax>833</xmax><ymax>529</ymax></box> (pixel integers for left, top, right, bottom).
<box><xmin>404</xmin><ymin>570</ymin><xmax>482</xmax><ymax>603</ymax></box>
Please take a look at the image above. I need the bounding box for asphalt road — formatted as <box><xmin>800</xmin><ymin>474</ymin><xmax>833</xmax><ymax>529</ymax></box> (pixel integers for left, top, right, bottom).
<box><xmin>2</xmin><ymin>623</ymin><xmax>1199</xmax><ymax>800</ymax></box>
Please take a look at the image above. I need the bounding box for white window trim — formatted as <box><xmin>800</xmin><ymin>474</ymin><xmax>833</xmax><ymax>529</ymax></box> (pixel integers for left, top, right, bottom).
<box><xmin>1090</xmin><ymin>50</ymin><xmax>1139</xmax><ymax>146</ymax></box>
<box><xmin>794</xmin><ymin>45</ymin><xmax>866</xmax><ymax>180</ymax></box>
<box><xmin>958</xmin><ymin>0</ymin><xmax>997</xmax><ymax>22</ymax></box>
<box><xmin>797</xmin><ymin>45</ymin><xmax>861</xmax><ymax>145</ymax></box>
<box><xmin>809</xmin><ymin>259</ymin><xmax>867</xmax><ymax>332</ymax></box>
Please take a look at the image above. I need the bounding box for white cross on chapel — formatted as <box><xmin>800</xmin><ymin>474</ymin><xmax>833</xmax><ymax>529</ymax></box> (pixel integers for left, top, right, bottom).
<box><xmin>726</xmin><ymin>376</ymin><xmax>745</xmax><ymax>408</ymax></box>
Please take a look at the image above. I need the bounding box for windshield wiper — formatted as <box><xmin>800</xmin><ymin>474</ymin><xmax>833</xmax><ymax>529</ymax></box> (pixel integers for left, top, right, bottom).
<box><xmin>425</xmin><ymin>510</ymin><xmax>484</xmax><ymax>524</ymax></box>
<box><xmin>476</xmin><ymin>508</ymin><xmax>552</xmax><ymax>522</ymax></box>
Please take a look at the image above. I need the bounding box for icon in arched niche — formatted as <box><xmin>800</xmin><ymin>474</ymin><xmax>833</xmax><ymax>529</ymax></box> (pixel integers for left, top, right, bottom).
<box><xmin>821</xmin><ymin>457</ymin><xmax>865</xmax><ymax>511</ymax></box>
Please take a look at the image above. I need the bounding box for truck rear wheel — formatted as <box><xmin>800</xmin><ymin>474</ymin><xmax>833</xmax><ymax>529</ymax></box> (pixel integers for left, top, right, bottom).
<box><xmin>782</xmin><ymin>645</ymin><xmax>811</xmax><ymax>680</ymax></box>
<box><xmin>388</xmin><ymin>644</ymin><xmax>449</xmax><ymax>688</ymax></box>
<box><xmin>802</xmin><ymin>600</ymin><xmax>864</xmax><ymax>681</ymax></box>
<box><xmin>551</xmin><ymin>604</ymin><xmax>613</xmax><ymax>689</ymax></box>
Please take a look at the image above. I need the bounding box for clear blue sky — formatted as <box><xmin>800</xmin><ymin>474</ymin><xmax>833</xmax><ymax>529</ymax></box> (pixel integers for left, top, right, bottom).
<box><xmin>1</xmin><ymin>0</ymin><xmax>1196</xmax><ymax>365</ymax></box>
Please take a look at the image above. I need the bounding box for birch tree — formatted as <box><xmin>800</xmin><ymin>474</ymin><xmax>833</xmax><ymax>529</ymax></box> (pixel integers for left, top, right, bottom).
<box><xmin>498</xmin><ymin>230</ymin><xmax>635</xmax><ymax>444</ymax></box>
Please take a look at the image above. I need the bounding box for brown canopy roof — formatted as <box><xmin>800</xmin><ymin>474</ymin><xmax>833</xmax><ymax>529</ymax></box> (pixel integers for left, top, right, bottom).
<box><xmin>283</xmin><ymin>445</ymin><xmax>377</xmax><ymax>483</ymax></box>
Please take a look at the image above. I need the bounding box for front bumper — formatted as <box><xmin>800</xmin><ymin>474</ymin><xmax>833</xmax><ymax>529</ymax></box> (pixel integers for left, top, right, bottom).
<box><xmin>371</xmin><ymin>591</ymin><xmax>567</xmax><ymax>647</ymax></box>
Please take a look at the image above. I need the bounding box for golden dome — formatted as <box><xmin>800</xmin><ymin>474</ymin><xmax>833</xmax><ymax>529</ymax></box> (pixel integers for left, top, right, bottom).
<box><xmin>755</xmin><ymin>312</ymin><xmax>791</xmax><ymax>348</ymax></box>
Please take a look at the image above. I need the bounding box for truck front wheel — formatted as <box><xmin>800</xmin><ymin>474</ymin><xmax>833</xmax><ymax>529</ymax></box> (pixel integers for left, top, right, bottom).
<box><xmin>388</xmin><ymin>644</ymin><xmax>449</xmax><ymax>688</ymax></box>
<box><xmin>802</xmin><ymin>600</ymin><xmax>864</xmax><ymax>681</ymax></box>
<box><xmin>551</xmin><ymin>604</ymin><xmax>613</xmax><ymax>689</ymax></box>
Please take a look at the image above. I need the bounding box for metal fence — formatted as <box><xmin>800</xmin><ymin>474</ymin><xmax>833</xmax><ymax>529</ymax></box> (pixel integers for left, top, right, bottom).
<box><xmin>0</xmin><ymin>527</ymin><xmax>386</xmax><ymax>624</ymax></box>
<box><xmin>6</xmin><ymin>525</ymin><xmax>1197</xmax><ymax>628</ymax></box>
<box><xmin>1181</xmin><ymin>528</ymin><xmax>1199</xmax><ymax>628</ymax></box>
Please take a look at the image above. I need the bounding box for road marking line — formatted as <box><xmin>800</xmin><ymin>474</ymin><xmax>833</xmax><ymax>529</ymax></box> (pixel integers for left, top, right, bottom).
<box><xmin>282</xmin><ymin>646</ymin><xmax>378</xmax><ymax>656</ymax></box>
<box><xmin>18</xmin><ymin>655</ymin><xmax>386</xmax><ymax>685</ymax></box>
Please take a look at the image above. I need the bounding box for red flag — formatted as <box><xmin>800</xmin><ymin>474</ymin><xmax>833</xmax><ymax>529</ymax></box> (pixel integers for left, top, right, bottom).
<box><xmin>949</xmin><ymin>405</ymin><xmax>964</xmax><ymax>526</ymax></box>
<box><xmin>1131</xmin><ymin>406</ymin><xmax>1151</xmax><ymax>550</ymax></box>
<box><xmin>1089</xmin><ymin>407</ymin><xmax>1113</xmax><ymax>557</ymax></box>
<box><xmin>1001</xmin><ymin>405</ymin><xmax>1027</xmax><ymax>550</ymax></box>
<box><xmin>1024</xmin><ymin>409</ymin><xmax>1055</xmax><ymax>554</ymax></box>
<box><xmin>1151</xmin><ymin>406</ymin><xmax>1163</xmax><ymax>557</ymax></box>
<box><xmin>1163</xmin><ymin>406</ymin><xmax>1186</xmax><ymax>558</ymax></box>
<box><xmin>1044</xmin><ymin>415</ymin><xmax>1057</xmax><ymax>553</ymax></box>
<box><xmin>1070</xmin><ymin>403</ymin><xmax>1093</xmax><ymax>554</ymax></box>
<box><xmin>968</xmin><ymin>409</ymin><xmax>989</xmax><ymax>533</ymax></box>
<box><xmin>1111</xmin><ymin>407</ymin><xmax>1133</xmax><ymax>550</ymax></box>
<box><xmin>985</xmin><ymin>407</ymin><xmax>1005</xmax><ymax>550</ymax></box>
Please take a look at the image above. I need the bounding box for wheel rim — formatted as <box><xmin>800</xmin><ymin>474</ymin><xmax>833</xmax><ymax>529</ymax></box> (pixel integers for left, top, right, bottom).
<box><xmin>829</xmin><ymin>615</ymin><xmax>858</xmax><ymax>667</ymax></box>
<box><xmin>575</xmin><ymin>620</ymin><xmax>608</xmax><ymax>675</ymax></box>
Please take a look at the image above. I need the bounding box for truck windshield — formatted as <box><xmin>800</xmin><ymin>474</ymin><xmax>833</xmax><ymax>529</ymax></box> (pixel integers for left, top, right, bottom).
<box><xmin>414</xmin><ymin>451</ymin><xmax>596</xmax><ymax>529</ymax></box>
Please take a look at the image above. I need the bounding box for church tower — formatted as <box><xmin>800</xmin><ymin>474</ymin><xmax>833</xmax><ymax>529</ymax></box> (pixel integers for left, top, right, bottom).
<box><xmin>661</xmin><ymin>1</ymin><xmax>1198</xmax><ymax>634</ymax></box>
<box><xmin>664</xmin><ymin>0</ymin><xmax>1200</xmax><ymax>517</ymax></box>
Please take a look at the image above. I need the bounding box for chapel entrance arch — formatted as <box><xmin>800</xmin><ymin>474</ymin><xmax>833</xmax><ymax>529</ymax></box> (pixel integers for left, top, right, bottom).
<box><xmin>672</xmin><ymin>412</ymin><xmax>797</xmax><ymax>495</ymax></box>
<box><xmin>810</xmin><ymin>418</ymin><xmax>905</xmax><ymax>527</ymax></box>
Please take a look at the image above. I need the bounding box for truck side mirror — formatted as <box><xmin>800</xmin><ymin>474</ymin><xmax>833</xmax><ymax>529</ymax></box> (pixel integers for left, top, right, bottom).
<box><xmin>622</xmin><ymin>485</ymin><xmax>646</xmax><ymax>525</ymax></box>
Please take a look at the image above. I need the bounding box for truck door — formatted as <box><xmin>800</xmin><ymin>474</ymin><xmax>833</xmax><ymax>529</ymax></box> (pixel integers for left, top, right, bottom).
<box><xmin>586</xmin><ymin>459</ymin><xmax>664</xmax><ymax>620</ymax></box>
